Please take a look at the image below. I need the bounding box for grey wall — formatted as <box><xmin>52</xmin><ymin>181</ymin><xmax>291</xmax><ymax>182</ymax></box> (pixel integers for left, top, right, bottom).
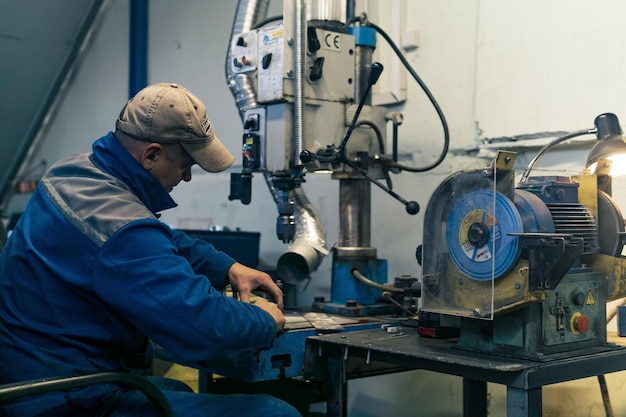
<box><xmin>8</xmin><ymin>0</ymin><xmax>626</xmax><ymax>415</ymax></box>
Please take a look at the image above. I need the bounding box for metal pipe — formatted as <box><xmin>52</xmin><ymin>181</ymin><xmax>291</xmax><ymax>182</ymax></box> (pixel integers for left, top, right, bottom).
<box><xmin>353</xmin><ymin>269</ymin><xmax>401</xmax><ymax>293</ymax></box>
<box><xmin>519</xmin><ymin>129</ymin><xmax>594</xmax><ymax>184</ymax></box>
<box><xmin>129</xmin><ymin>0</ymin><xmax>149</xmax><ymax>98</ymax></box>
<box><xmin>338</xmin><ymin>7</ymin><xmax>374</xmax><ymax>249</ymax></box>
<box><xmin>353</xmin><ymin>43</ymin><xmax>374</xmax><ymax>106</ymax></box>
<box><xmin>345</xmin><ymin>0</ymin><xmax>356</xmax><ymax>22</ymax></box>
<box><xmin>339</xmin><ymin>179</ymin><xmax>371</xmax><ymax>247</ymax></box>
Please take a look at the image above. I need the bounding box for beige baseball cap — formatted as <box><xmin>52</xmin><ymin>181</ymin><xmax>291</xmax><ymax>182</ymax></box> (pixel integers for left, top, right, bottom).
<box><xmin>115</xmin><ymin>83</ymin><xmax>235</xmax><ymax>173</ymax></box>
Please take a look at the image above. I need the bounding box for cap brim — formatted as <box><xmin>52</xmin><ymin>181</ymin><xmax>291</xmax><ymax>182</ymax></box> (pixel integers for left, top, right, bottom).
<box><xmin>181</xmin><ymin>135</ymin><xmax>235</xmax><ymax>173</ymax></box>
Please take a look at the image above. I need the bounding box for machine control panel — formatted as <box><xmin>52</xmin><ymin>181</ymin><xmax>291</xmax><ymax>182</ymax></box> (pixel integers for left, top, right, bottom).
<box><xmin>543</xmin><ymin>278</ymin><xmax>603</xmax><ymax>346</ymax></box>
<box><xmin>230</xmin><ymin>31</ymin><xmax>258</xmax><ymax>73</ymax></box>
<box><xmin>232</xmin><ymin>23</ymin><xmax>356</xmax><ymax>104</ymax></box>
<box><xmin>241</xmin><ymin>109</ymin><xmax>265</xmax><ymax>171</ymax></box>
<box><xmin>257</xmin><ymin>24</ymin><xmax>285</xmax><ymax>103</ymax></box>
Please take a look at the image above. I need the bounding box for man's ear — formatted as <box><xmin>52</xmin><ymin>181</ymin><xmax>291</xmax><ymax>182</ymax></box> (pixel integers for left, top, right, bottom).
<box><xmin>140</xmin><ymin>143</ymin><xmax>163</xmax><ymax>170</ymax></box>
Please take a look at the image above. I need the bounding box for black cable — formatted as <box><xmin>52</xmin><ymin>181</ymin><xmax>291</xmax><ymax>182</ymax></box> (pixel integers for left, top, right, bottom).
<box><xmin>347</xmin><ymin>16</ymin><xmax>361</xmax><ymax>25</ymax></box>
<box><xmin>598</xmin><ymin>374</ymin><xmax>614</xmax><ymax>417</ymax></box>
<box><xmin>353</xmin><ymin>120</ymin><xmax>395</xmax><ymax>189</ymax></box>
<box><xmin>350</xmin><ymin>19</ymin><xmax>450</xmax><ymax>173</ymax></box>
<box><xmin>355</xmin><ymin>120</ymin><xmax>385</xmax><ymax>153</ymax></box>
<box><xmin>0</xmin><ymin>372</ymin><xmax>175</xmax><ymax>417</ymax></box>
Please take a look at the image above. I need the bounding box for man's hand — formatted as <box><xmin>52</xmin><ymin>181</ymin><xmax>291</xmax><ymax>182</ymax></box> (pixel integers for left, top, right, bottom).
<box><xmin>253</xmin><ymin>298</ymin><xmax>286</xmax><ymax>333</ymax></box>
<box><xmin>227</xmin><ymin>262</ymin><xmax>284</xmax><ymax>310</ymax></box>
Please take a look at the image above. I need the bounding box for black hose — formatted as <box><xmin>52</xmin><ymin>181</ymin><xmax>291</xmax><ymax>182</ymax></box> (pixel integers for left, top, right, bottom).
<box><xmin>355</xmin><ymin>120</ymin><xmax>385</xmax><ymax>153</ymax></box>
<box><xmin>0</xmin><ymin>372</ymin><xmax>175</xmax><ymax>417</ymax></box>
<box><xmin>352</xmin><ymin>20</ymin><xmax>450</xmax><ymax>173</ymax></box>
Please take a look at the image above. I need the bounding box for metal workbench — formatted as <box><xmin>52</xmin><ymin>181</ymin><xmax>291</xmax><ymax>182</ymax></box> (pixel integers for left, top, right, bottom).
<box><xmin>303</xmin><ymin>326</ymin><xmax>626</xmax><ymax>417</ymax></box>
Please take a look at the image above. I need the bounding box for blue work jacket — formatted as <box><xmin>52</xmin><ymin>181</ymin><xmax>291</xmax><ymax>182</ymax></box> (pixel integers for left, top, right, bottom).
<box><xmin>0</xmin><ymin>133</ymin><xmax>276</xmax><ymax>416</ymax></box>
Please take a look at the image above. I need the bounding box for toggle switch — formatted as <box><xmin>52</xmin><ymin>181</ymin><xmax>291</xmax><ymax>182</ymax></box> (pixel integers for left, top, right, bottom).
<box><xmin>262</xmin><ymin>53</ymin><xmax>272</xmax><ymax>70</ymax></box>
<box><xmin>309</xmin><ymin>57</ymin><xmax>325</xmax><ymax>82</ymax></box>
<box><xmin>244</xmin><ymin>113</ymin><xmax>260</xmax><ymax>131</ymax></box>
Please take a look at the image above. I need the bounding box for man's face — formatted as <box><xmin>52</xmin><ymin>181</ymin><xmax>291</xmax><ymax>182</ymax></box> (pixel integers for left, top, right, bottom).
<box><xmin>149</xmin><ymin>143</ymin><xmax>195</xmax><ymax>192</ymax></box>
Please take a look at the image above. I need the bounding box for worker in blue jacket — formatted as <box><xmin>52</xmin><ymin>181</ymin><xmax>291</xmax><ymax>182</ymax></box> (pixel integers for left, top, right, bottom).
<box><xmin>0</xmin><ymin>83</ymin><xmax>302</xmax><ymax>417</ymax></box>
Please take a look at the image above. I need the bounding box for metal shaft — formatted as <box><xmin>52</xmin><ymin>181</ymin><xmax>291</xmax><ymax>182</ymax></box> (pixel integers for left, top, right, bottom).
<box><xmin>338</xmin><ymin>27</ymin><xmax>375</xmax><ymax>249</ymax></box>
<box><xmin>339</xmin><ymin>179</ymin><xmax>371</xmax><ymax>247</ymax></box>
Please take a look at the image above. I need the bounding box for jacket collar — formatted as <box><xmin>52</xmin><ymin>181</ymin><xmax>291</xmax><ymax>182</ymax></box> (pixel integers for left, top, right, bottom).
<box><xmin>91</xmin><ymin>132</ymin><xmax>178</xmax><ymax>214</ymax></box>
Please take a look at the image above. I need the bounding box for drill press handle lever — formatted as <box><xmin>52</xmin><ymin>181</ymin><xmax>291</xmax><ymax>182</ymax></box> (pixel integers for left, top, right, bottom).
<box><xmin>343</xmin><ymin>157</ymin><xmax>420</xmax><ymax>215</ymax></box>
<box><xmin>337</xmin><ymin>62</ymin><xmax>384</xmax><ymax>153</ymax></box>
<box><xmin>298</xmin><ymin>62</ymin><xmax>419</xmax><ymax>215</ymax></box>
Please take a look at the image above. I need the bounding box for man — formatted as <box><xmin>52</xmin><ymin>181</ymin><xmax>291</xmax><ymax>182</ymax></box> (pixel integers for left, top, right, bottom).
<box><xmin>0</xmin><ymin>83</ymin><xmax>302</xmax><ymax>417</ymax></box>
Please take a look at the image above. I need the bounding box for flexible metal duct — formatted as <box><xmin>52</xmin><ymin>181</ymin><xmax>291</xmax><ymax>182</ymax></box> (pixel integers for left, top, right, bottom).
<box><xmin>226</xmin><ymin>0</ymin><xmax>329</xmax><ymax>283</ymax></box>
<box><xmin>225</xmin><ymin>0</ymin><xmax>270</xmax><ymax>114</ymax></box>
<box><xmin>267</xmin><ymin>173</ymin><xmax>329</xmax><ymax>285</ymax></box>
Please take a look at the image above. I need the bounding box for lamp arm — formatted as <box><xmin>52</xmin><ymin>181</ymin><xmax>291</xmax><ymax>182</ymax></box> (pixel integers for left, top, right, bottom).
<box><xmin>518</xmin><ymin>129</ymin><xmax>596</xmax><ymax>184</ymax></box>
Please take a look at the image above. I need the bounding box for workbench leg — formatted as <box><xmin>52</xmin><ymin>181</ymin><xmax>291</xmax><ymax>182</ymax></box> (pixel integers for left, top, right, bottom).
<box><xmin>325</xmin><ymin>349</ymin><xmax>347</xmax><ymax>417</ymax></box>
<box><xmin>463</xmin><ymin>378</ymin><xmax>487</xmax><ymax>417</ymax></box>
<box><xmin>507</xmin><ymin>386</ymin><xmax>542</xmax><ymax>417</ymax></box>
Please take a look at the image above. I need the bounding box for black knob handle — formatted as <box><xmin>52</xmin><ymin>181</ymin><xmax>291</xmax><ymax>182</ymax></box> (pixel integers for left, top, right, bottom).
<box><xmin>299</xmin><ymin>150</ymin><xmax>316</xmax><ymax>164</ymax></box>
<box><xmin>369</xmin><ymin>62</ymin><xmax>384</xmax><ymax>85</ymax></box>
<box><xmin>307</xmin><ymin>27</ymin><xmax>321</xmax><ymax>53</ymax></box>
<box><xmin>405</xmin><ymin>201</ymin><xmax>420</xmax><ymax>215</ymax></box>
<box><xmin>309</xmin><ymin>57</ymin><xmax>325</xmax><ymax>82</ymax></box>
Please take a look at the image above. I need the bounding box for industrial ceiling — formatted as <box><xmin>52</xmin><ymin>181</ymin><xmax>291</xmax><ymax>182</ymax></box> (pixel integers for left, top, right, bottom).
<box><xmin>0</xmin><ymin>0</ymin><xmax>107</xmax><ymax>212</ymax></box>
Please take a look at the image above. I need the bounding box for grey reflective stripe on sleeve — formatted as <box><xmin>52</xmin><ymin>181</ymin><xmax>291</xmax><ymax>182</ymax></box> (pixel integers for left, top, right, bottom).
<box><xmin>41</xmin><ymin>154</ymin><xmax>155</xmax><ymax>247</ymax></box>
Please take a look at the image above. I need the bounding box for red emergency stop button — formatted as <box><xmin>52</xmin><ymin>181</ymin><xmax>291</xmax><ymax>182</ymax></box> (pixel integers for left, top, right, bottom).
<box><xmin>571</xmin><ymin>312</ymin><xmax>590</xmax><ymax>334</ymax></box>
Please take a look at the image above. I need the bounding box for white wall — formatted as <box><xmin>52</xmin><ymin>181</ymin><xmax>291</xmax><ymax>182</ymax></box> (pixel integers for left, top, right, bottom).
<box><xmin>16</xmin><ymin>0</ymin><xmax>626</xmax><ymax>415</ymax></box>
